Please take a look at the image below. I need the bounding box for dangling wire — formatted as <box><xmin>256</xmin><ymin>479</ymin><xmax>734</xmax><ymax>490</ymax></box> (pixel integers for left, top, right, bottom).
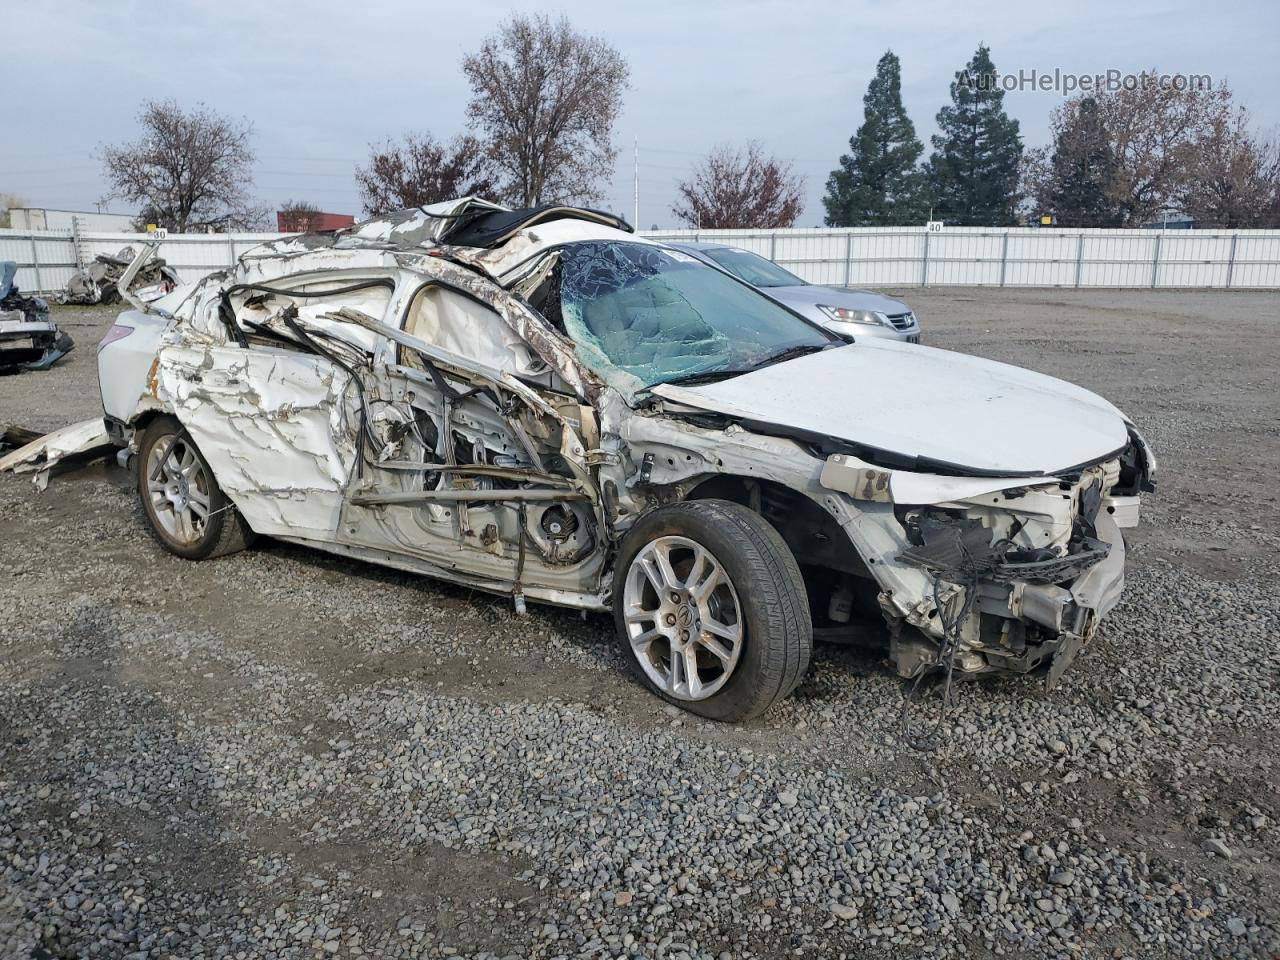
<box><xmin>899</xmin><ymin>530</ymin><xmax>984</xmax><ymax>753</ymax></box>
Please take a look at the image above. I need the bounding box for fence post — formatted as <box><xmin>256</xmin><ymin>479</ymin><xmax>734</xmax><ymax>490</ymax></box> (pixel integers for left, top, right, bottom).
<box><xmin>769</xmin><ymin>232</ymin><xmax>777</xmax><ymax>262</ymax></box>
<box><xmin>843</xmin><ymin>232</ymin><xmax>853</xmax><ymax>288</ymax></box>
<box><xmin>1150</xmin><ymin>233</ymin><xmax>1163</xmax><ymax>288</ymax></box>
<box><xmin>999</xmin><ymin>233</ymin><xmax>1009</xmax><ymax>287</ymax></box>
<box><xmin>28</xmin><ymin>234</ymin><xmax>43</xmax><ymax>294</ymax></box>
<box><xmin>1074</xmin><ymin>234</ymin><xmax>1085</xmax><ymax>288</ymax></box>
<box><xmin>227</xmin><ymin>235</ymin><xmax>237</xmax><ymax>269</ymax></box>
<box><xmin>921</xmin><ymin>228</ymin><xmax>930</xmax><ymax>287</ymax></box>
<box><xmin>1225</xmin><ymin>233</ymin><xmax>1238</xmax><ymax>288</ymax></box>
<box><xmin>71</xmin><ymin>216</ymin><xmax>86</xmax><ymax>269</ymax></box>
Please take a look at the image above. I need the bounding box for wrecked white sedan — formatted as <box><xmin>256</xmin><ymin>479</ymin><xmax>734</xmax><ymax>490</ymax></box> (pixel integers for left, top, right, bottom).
<box><xmin>95</xmin><ymin>199</ymin><xmax>1155</xmax><ymax>720</ymax></box>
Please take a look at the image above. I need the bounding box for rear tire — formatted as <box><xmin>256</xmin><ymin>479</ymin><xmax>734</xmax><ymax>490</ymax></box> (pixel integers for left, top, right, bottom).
<box><xmin>612</xmin><ymin>499</ymin><xmax>811</xmax><ymax>721</ymax></box>
<box><xmin>136</xmin><ymin>416</ymin><xmax>255</xmax><ymax>560</ymax></box>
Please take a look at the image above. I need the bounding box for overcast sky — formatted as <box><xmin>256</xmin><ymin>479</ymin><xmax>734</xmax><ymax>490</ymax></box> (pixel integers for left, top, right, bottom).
<box><xmin>5</xmin><ymin>0</ymin><xmax>1278</xmax><ymax>228</ymax></box>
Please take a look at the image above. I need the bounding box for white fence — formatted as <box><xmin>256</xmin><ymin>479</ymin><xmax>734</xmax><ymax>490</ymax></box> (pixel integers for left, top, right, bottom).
<box><xmin>645</xmin><ymin>227</ymin><xmax>1280</xmax><ymax>289</ymax></box>
<box><xmin>0</xmin><ymin>229</ymin><xmax>282</xmax><ymax>296</ymax></box>
<box><xmin>3</xmin><ymin>224</ymin><xmax>1280</xmax><ymax>296</ymax></box>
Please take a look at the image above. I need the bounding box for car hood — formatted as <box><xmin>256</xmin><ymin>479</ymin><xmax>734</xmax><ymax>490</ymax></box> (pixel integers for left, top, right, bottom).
<box><xmin>765</xmin><ymin>284</ymin><xmax>910</xmax><ymax>315</ymax></box>
<box><xmin>650</xmin><ymin>340</ymin><xmax>1130</xmax><ymax>476</ymax></box>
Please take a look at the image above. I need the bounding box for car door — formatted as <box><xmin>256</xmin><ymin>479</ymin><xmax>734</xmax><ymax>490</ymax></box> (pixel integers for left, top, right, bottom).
<box><xmin>334</xmin><ymin>275</ymin><xmax>609</xmax><ymax>607</ymax></box>
<box><xmin>155</xmin><ymin>266</ymin><xmax>397</xmax><ymax>542</ymax></box>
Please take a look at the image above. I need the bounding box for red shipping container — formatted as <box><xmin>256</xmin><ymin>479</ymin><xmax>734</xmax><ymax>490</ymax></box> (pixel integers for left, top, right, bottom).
<box><xmin>276</xmin><ymin>211</ymin><xmax>355</xmax><ymax>233</ymax></box>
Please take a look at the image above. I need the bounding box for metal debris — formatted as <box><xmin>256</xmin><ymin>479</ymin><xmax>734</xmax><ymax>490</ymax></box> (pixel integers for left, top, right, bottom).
<box><xmin>0</xmin><ymin>262</ymin><xmax>74</xmax><ymax>372</ymax></box>
<box><xmin>0</xmin><ymin>418</ymin><xmax>111</xmax><ymax>488</ymax></box>
<box><xmin>56</xmin><ymin>247</ymin><xmax>179</xmax><ymax>306</ymax></box>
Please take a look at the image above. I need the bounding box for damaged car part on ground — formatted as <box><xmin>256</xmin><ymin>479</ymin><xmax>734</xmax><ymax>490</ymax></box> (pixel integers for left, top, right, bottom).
<box><xmin>80</xmin><ymin>198</ymin><xmax>1155</xmax><ymax>721</ymax></box>
<box><xmin>0</xmin><ymin>262</ymin><xmax>74</xmax><ymax>372</ymax></box>
<box><xmin>0</xmin><ymin>420</ymin><xmax>112</xmax><ymax>491</ymax></box>
<box><xmin>57</xmin><ymin>246</ymin><xmax>179</xmax><ymax>307</ymax></box>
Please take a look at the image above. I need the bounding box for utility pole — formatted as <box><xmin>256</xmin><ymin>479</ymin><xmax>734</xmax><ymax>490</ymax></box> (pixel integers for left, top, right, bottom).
<box><xmin>633</xmin><ymin>136</ymin><xmax>639</xmax><ymax>228</ymax></box>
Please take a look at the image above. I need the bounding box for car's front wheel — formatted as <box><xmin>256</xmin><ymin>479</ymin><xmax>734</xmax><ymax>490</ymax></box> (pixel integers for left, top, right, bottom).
<box><xmin>136</xmin><ymin>415</ymin><xmax>255</xmax><ymax>560</ymax></box>
<box><xmin>612</xmin><ymin>499</ymin><xmax>812</xmax><ymax>721</ymax></box>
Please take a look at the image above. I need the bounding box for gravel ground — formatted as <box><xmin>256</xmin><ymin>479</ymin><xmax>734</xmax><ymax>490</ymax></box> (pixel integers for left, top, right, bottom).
<box><xmin>1</xmin><ymin>289</ymin><xmax>1278</xmax><ymax>959</ymax></box>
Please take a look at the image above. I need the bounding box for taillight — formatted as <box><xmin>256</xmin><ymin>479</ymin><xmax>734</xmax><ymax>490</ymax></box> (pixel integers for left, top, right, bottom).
<box><xmin>98</xmin><ymin>323</ymin><xmax>135</xmax><ymax>353</ymax></box>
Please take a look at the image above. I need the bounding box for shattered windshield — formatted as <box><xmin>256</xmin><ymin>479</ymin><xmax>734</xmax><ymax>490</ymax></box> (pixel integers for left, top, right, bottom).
<box><xmin>536</xmin><ymin>241</ymin><xmax>832</xmax><ymax>397</ymax></box>
<box><xmin>704</xmin><ymin>248</ymin><xmax>807</xmax><ymax>288</ymax></box>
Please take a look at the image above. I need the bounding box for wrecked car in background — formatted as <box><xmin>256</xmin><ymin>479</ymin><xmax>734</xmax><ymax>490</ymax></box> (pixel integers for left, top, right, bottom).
<box><xmin>58</xmin><ymin>246</ymin><xmax>179</xmax><ymax>306</ymax></box>
<box><xmin>0</xmin><ymin>261</ymin><xmax>73</xmax><ymax>372</ymax></box>
<box><xmin>90</xmin><ymin>199</ymin><xmax>1155</xmax><ymax>720</ymax></box>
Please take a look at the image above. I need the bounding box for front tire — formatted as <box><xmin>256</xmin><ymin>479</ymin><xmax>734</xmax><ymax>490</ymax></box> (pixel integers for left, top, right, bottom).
<box><xmin>136</xmin><ymin>416</ymin><xmax>255</xmax><ymax>560</ymax></box>
<box><xmin>612</xmin><ymin>499</ymin><xmax>812</xmax><ymax>721</ymax></box>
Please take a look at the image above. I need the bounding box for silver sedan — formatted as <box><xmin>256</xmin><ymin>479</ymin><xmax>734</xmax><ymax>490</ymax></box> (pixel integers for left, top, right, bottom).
<box><xmin>667</xmin><ymin>241</ymin><xmax>920</xmax><ymax>343</ymax></box>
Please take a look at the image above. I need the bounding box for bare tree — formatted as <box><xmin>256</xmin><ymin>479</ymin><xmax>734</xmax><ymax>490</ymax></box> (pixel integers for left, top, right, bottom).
<box><xmin>355</xmin><ymin>133</ymin><xmax>496</xmax><ymax>216</ymax></box>
<box><xmin>672</xmin><ymin>142</ymin><xmax>805</xmax><ymax>229</ymax></box>
<box><xmin>100</xmin><ymin>99</ymin><xmax>261</xmax><ymax>232</ymax></box>
<box><xmin>0</xmin><ymin>192</ymin><xmax>28</xmax><ymax>228</ymax></box>
<box><xmin>462</xmin><ymin>14</ymin><xmax>628</xmax><ymax>207</ymax></box>
<box><xmin>1179</xmin><ymin>107</ymin><xmax>1280</xmax><ymax>227</ymax></box>
<box><xmin>277</xmin><ymin>199</ymin><xmax>323</xmax><ymax>233</ymax></box>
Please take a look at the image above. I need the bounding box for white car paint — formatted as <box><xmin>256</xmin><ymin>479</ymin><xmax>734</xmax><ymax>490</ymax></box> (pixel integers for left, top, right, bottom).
<box><xmin>96</xmin><ymin>310</ymin><xmax>172</xmax><ymax>425</ymax></box>
<box><xmin>653</xmin><ymin>338</ymin><xmax>1130</xmax><ymax>476</ymax></box>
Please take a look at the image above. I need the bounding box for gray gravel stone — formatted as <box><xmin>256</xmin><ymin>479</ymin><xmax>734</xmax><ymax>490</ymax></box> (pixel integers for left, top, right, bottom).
<box><xmin>2</xmin><ymin>295</ymin><xmax>1280</xmax><ymax>959</ymax></box>
<box><xmin>1203</xmin><ymin>838</ymin><xmax>1235</xmax><ymax>859</ymax></box>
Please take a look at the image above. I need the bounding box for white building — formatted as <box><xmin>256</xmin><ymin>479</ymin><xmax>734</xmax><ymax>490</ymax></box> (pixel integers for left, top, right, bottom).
<box><xmin>7</xmin><ymin>207</ymin><xmax>136</xmax><ymax>232</ymax></box>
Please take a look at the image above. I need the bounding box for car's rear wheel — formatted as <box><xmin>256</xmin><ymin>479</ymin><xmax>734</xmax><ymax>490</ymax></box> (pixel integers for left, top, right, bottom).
<box><xmin>136</xmin><ymin>416</ymin><xmax>254</xmax><ymax>560</ymax></box>
<box><xmin>612</xmin><ymin>499</ymin><xmax>811</xmax><ymax>721</ymax></box>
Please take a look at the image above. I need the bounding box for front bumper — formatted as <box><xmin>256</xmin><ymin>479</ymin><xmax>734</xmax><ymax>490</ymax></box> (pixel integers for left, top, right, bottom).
<box><xmin>821</xmin><ymin>319</ymin><xmax>920</xmax><ymax>343</ymax></box>
<box><xmin>887</xmin><ymin>509</ymin><xmax>1127</xmax><ymax>687</ymax></box>
<box><xmin>814</xmin><ymin>445</ymin><xmax>1142</xmax><ymax>689</ymax></box>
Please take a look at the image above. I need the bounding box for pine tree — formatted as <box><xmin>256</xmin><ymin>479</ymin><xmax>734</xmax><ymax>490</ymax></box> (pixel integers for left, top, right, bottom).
<box><xmin>925</xmin><ymin>45</ymin><xmax>1023</xmax><ymax>225</ymax></box>
<box><xmin>823</xmin><ymin>51</ymin><xmax>926</xmax><ymax>226</ymax></box>
<box><xmin>1047</xmin><ymin>98</ymin><xmax>1121</xmax><ymax>227</ymax></box>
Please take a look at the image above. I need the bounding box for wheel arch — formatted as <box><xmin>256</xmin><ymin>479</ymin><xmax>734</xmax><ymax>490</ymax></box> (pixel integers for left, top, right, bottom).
<box><xmin>682</xmin><ymin>472</ymin><xmax>878</xmax><ymax>628</ymax></box>
<box><xmin>134</xmin><ymin>413</ymin><xmax>257</xmax><ymax>559</ymax></box>
<box><xmin>683</xmin><ymin>473</ymin><xmax>869</xmax><ymax>579</ymax></box>
<box><xmin>129</xmin><ymin>408</ymin><xmax>263</xmax><ymax>540</ymax></box>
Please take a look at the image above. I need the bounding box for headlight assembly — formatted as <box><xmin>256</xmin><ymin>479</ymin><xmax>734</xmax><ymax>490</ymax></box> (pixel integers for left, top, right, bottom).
<box><xmin>817</xmin><ymin>305</ymin><xmax>887</xmax><ymax>326</ymax></box>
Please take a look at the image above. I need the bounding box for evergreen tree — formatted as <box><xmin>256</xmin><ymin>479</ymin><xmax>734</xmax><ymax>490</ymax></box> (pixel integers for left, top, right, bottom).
<box><xmin>1047</xmin><ymin>98</ymin><xmax>1121</xmax><ymax>226</ymax></box>
<box><xmin>925</xmin><ymin>45</ymin><xmax>1023</xmax><ymax>224</ymax></box>
<box><xmin>823</xmin><ymin>51</ymin><xmax>926</xmax><ymax>226</ymax></box>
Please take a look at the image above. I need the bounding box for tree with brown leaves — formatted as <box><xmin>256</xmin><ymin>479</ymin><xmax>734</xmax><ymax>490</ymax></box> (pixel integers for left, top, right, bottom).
<box><xmin>0</xmin><ymin>193</ymin><xmax>27</xmax><ymax>229</ymax></box>
<box><xmin>1179</xmin><ymin>107</ymin><xmax>1280</xmax><ymax>227</ymax></box>
<box><xmin>673</xmin><ymin>142</ymin><xmax>804</xmax><ymax>229</ymax></box>
<box><xmin>462</xmin><ymin>14</ymin><xmax>628</xmax><ymax>207</ymax></box>
<box><xmin>100</xmin><ymin>100</ymin><xmax>262</xmax><ymax>232</ymax></box>
<box><xmin>355</xmin><ymin>133</ymin><xmax>496</xmax><ymax>216</ymax></box>
<box><xmin>1079</xmin><ymin>72</ymin><xmax>1229</xmax><ymax>226</ymax></box>
<box><xmin>1023</xmin><ymin>76</ymin><xmax>1274</xmax><ymax>227</ymax></box>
